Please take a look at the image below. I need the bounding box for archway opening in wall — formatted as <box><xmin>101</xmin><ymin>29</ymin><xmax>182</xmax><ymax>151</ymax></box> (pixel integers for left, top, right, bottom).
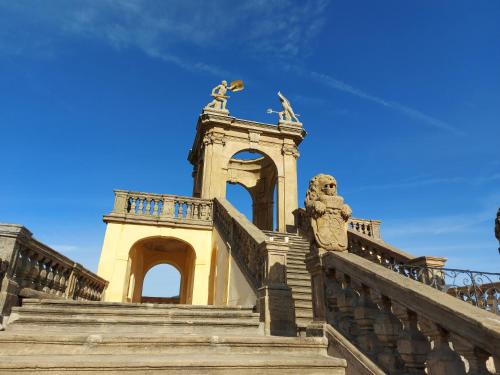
<box><xmin>127</xmin><ymin>236</ymin><xmax>196</xmax><ymax>304</ymax></box>
<box><xmin>141</xmin><ymin>263</ymin><xmax>181</xmax><ymax>304</ymax></box>
<box><xmin>226</xmin><ymin>150</ymin><xmax>278</xmax><ymax>231</ymax></box>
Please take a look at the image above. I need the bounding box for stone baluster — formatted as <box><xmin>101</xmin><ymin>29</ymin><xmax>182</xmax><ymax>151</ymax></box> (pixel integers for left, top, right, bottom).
<box><xmin>393</xmin><ymin>305</ymin><xmax>430</xmax><ymax>375</ymax></box>
<box><xmin>129</xmin><ymin>196</ymin><xmax>137</xmax><ymax>214</ymax></box>
<box><xmin>324</xmin><ymin>269</ymin><xmax>342</xmax><ymax>326</ymax></box>
<box><xmin>451</xmin><ymin>335</ymin><xmax>491</xmax><ymax>375</ymax></box>
<box><xmin>26</xmin><ymin>250</ymin><xmax>40</xmax><ymax>290</ymax></box>
<box><xmin>177</xmin><ymin>200</ymin><xmax>184</xmax><ymax>219</ymax></box>
<box><xmin>336</xmin><ymin>273</ymin><xmax>358</xmax><ymax>339</ymax></box>
<box><xmin>51</xmin><ymin>265</ymin><xmax>61</xmax><ymax>295</ymax></box>
<box><xmin>186</xmin><ymin>201</ymin><xmax>193</xmax><ymax>219</ymax></box>
<box><xmin>419</xmin><ymin>319</ymin><xmax>466</xmax><ymax>375</ymax></box>
<box><xmin>372</xmin><ymin>294</ymin><xmax>405</xmax><ymax>374</ymax></box>
<box><xmin>35</xmin><ymin>257</ymin><xmax>48</xmax><ymax>291</ymax></box>
<box><xmin>353</xmin><ymin>283</ymin><xmax>381</xmax><ymax>358</ymax></box>
<box><xmin>58</xmin><ymin>267</ymin><xmax>68</xmax><ymax>296</ymax></box>
<box><xmin>146</xmin><ymin>198</ymin><xmax>152</xmax><ymax>215</ymax></box>
<box><xmin>44</xmin><ymin>261</ymin><xmax>55</xmax><ymax>294</ymax></box>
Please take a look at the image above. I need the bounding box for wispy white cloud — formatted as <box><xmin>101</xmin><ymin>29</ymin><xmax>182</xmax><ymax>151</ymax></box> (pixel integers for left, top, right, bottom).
<box><xmin>352</xmin><ymin>172</ymin><xmax>500</xmax><ymax>192</ymax></box>
<box><xmin>288</xmin><ymin>67</ymin><xmax>464</xmax><ymax>136</ymax></box>
<box><xmin>0</xmin><ymin>0</ymin><xmax>329</xmax><ymax>74</ymax></box>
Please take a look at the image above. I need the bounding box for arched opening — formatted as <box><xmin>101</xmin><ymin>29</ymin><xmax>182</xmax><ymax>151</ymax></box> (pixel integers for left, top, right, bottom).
<box><xmin>141</xmin><ymin>263</ymin><xmax>181</xmax><ymax>304</ymax></box>
<box><xmin>226</xmin><ymin>150</ymin><xmax>278</xmax><ymax>231</ymax></box>
<box><xmin>126</xmin><ymin>236</ymin><xmax>196</xmax><ymax>304</ymax></box>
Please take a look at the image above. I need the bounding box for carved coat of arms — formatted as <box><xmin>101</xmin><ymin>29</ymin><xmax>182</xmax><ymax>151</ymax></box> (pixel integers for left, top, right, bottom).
<box><xmin>305</xmin><ymin>174</ymin><xmax>352</xmax><ymax>252</ymax></box>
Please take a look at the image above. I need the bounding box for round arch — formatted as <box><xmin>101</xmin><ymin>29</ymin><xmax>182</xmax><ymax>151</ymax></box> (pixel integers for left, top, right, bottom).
<box><xmin>226</xmin><ymin>149</ymin><xmax>278</xmax><ymax>230</ymax></box>
<box><xmin>126</xmin><ymin>236</ymin><xmax>196</xmax><ymax>304</ymax></box>
<box><xmin>141</xmin><ymin>263</ymin><xmax>182</xmax><ymax>304</ymax></box>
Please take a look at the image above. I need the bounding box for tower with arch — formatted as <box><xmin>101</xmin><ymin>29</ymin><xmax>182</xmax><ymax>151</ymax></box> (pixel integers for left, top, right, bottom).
<box><xmin>188</xmin><ymin>111</ymin><xmax>306</xmax><ymax>232</ymax></box>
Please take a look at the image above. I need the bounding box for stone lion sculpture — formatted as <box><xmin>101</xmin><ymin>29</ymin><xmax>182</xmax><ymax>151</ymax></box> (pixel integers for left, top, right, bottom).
<box><xmin>305</xmin><ymin>174</ymin><xmax>352</xmax><ymax>252</ymax></box>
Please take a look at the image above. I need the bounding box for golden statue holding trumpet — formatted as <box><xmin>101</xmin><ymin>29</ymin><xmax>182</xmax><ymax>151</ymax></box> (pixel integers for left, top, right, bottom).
<box><xmin>205</xmin><ymin>80</ymin><xmax>244</xmax><ymax>112</ymax></box>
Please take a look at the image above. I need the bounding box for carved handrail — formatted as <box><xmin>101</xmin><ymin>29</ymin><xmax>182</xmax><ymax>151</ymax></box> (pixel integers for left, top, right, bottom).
<box><xmin>0</xmin><ymin>224</ymin><xmax>108</xmax><ymax>323</ymax></box>
<box><xmin>212</xmin><ymin>198</ymin><xmax>268</xmax><ymax>291</ymax></box>
<box><xmin>213</xmin><ymin>198</ymin><xmax>295</xmax><ymax>335</ymax></box>
<box><xmin>104</xmin><ymin>190</ymin><xmax>213</xmax><ymax>227</ymax></box>
<box><xmin>310</xmin><ymin>251</ymin><xmax>500</xmax><ymax>374</ymax></box>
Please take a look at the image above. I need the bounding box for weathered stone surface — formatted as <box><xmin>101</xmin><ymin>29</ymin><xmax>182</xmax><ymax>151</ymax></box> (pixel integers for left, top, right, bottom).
<box><xmin>305</xmin><ymin>174</ymin><xmax>352</xmax><ymax>252</ymax></box>
<box><xmin>0</xmin><ymin>299</ymin><xmax>346</xmax><ymax>374</ymax></box>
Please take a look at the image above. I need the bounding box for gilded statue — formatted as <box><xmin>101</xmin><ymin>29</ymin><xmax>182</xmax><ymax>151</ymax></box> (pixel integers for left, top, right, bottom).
<box><xmin>305</xmin><ymin>174</ymin><xmax>352</xmax><ymax>252</ymax></box>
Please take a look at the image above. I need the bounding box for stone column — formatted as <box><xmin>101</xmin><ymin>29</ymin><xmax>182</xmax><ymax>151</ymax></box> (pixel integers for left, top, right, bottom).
<box><xmin>258</xmin><ymin>242</ymin><xmax>296</xmax><ymax>336</ymax></box>
<box><xmin>281</xmin><ymin>143</ymin><xmax>300</xmax><ymax>233</ymax></box>
<box><xmin>304</xmin><ymin>248</ymin><xmax>331</xmax><ymax>337</ymax></box>
<box><xmin>200</xmin><ymin>128</ymin><xmax>227</xmax><ymax>199</ymax></box>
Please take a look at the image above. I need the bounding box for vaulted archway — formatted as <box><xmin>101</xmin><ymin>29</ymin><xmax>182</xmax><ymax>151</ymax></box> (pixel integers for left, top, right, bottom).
<box><xmin>226</xmin><ymin>150</ymin><xmax>277</xmax><ymax>230</ymax></box>
<box><xmin>126</xmin><ymin>236</ymin><xmax>196</xmax><ymax>304</ymax></box>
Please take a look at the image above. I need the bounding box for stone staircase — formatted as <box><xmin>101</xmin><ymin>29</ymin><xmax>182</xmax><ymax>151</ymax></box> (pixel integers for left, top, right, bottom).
<box><xmin>264</xmin><ymin>231</ymin><xmax>313</xmax><ymax>333</ymax></box>
<box><xmin>0</xmin><ymin>299</ymin><xmax>346</xmax><ymax>374</ymax></box>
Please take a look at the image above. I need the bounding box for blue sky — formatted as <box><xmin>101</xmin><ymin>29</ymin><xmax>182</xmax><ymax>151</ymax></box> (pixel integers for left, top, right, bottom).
<box><xmin>1</xmin><ymin>1</ymin><xmax>499</xmax><ymax>295</ymax></box>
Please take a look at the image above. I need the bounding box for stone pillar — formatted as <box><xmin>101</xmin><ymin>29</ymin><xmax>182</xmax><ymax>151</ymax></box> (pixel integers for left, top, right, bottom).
<box><xmin>258</xmin><ymin>242</ymin><xmax>296</xmax><ymax>336</ymax></box>
<box><xmin>281</xmin><ymin>143</ymin><xmax>299</xmax><ymax>232</ymax></box>
<box><xmin>200</xmin><ymin>128</ymin><xmax>227</xmax><ymax>199</ymax></box>
<box><xmin>0</xmin><ymin>224</ymin><xmax>31</xmax><ymax>326</ymax></box>
<box><xmin>304</xmin><ymin>248</ymin><xmax>332</xmax><ymax>337</ymax></box>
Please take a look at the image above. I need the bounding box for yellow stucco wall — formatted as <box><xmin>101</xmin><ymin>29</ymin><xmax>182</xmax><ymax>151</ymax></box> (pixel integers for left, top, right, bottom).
<box><xmin>97</xmin><ymin>222</ymin><xmax>256</xmax><ymax>307</ymax></box>
<box><xmin>97</xmin><ymin>222</ymin><xmax>213</xmax><ymax>305</ymax></box>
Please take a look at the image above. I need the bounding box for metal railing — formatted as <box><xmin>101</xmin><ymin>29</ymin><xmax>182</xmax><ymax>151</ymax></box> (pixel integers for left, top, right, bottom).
<box><xmin>389</xmin><ymin>264</ymin><xmax>500</xmax><ymax>315</ymax></box>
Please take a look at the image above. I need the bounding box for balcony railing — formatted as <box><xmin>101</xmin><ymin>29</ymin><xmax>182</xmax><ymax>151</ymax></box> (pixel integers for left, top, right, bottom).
<box><xmin>104</xmin><ymin>190</ymin><xmax>213</xmax><ymax>228</ymax></box>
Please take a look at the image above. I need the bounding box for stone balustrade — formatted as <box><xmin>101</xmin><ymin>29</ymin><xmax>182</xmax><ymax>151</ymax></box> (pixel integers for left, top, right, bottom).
<box><xmin>307</xmin><ymin>251</ymin><xmax>500</xmax><ymax>374</ymax></box>
<box><xmin>294</xmin><ymin>207</ymin><xmax>441</xmax><ymax>269</ymax></box>
<box><xmin>349</xmin><ymin>218</ymin><xmax>381</xmax><ymax>239</ymax></box>
<box><xmin>213</xmin><ymin>198</ymin><xmax>267</xmax><ymax>290</ymax></box>
<box><xmin>104</xmin><ymin>190</ymin><xmax>213</xmax><ymax>228</ymax></box>
<box><xmin>294</xmin><ymin>207</ymin><xmax>383</xmax><ymax>240</ymax></box>
<box><xmin>0</xmin><ymin>224</ymin><xmax>107</xmax><ymax>324</ymax></box>
<box><xmin>213</xmin><ymin>198</ymin><xmax>296</xmax><ymax>336</ymax></box>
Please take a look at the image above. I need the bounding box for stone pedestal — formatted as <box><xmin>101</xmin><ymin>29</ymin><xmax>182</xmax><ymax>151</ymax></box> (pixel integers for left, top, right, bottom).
<box><xmin>305</xmin><ymin>248</ymin><xmax>329</xmax><ymax>323</ymax></box>
<box><xmin>0</xmin><ymin>224</ymin><xmax>31</xmax><ymax>326</ymax></box>
<box><xmin>258</xmin><ymin>284</ymin><xmax>296</xmax><ymax>336</ymax></box>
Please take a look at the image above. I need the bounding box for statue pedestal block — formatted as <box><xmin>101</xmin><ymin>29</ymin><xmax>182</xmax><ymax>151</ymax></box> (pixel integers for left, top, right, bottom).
<box><xmin>202</xmin><ymin>107</ymin><xmax>229</xmax><ymax>116</ymax></box>
<box><xmin>258</xmin><ymin>284</ymin><xmax>296</xmax><ymax>336</ymax></box>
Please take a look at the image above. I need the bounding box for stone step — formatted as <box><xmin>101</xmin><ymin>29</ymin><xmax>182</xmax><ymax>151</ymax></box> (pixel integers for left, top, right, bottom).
<box><xmin>292</xmin><ymin>294</ymin><xmax>312</xmax><ymax>302</ymax></box>
<box><xmin>287</xmin><ymin>280</ymin><xmax>311</xmax><ymax>288</ymax></box>
<box><xmin>20</xmin><ymin>299</ymin><xmax>255</xmax><ymax>312</ymax></box>
<box><xmin>294</xmin><ymin>300</ymin><xmax>313</xmax><ymax>310</ymax></box>
<box><xmin>11</xmin><ymin>305</ymin><xmax>257</xmax><ymax>320</ymax></box>
<box><xmin>287</xmin><ymin>273</ymin><xmax>311</xmax><ymax>282</ymax></box>
<box><xmin>287</xmin><ymin>259</ymin><xmax>306</xmax><ymax>266</ymax></box>
<box><xmin>7</xmin><ymin>315</ymin><xmax>262</xmax><ymax>336</ymax></box>
<box><xmin>0</xmin><ymin>354</ymin><xmax>346</xmax><ymax>374</ymax></box>
<box><xmin>288</xmin><ymin>285</ymin><xmax>311</xmax><ymax>294</ymax></box>
<box><xmin>0</xmin><ymin>333</ymin><xmax>328</xmax><ymax>356</ymax></box>
<box><xmin>295</xmin><ymin>310</ymin><xmax>313</xmax><ymax>319</ymax></box>
<box><xmin>287</xmin><ymin>265</ymin><xmax>310</xmax><ymax>274</ymax></box>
